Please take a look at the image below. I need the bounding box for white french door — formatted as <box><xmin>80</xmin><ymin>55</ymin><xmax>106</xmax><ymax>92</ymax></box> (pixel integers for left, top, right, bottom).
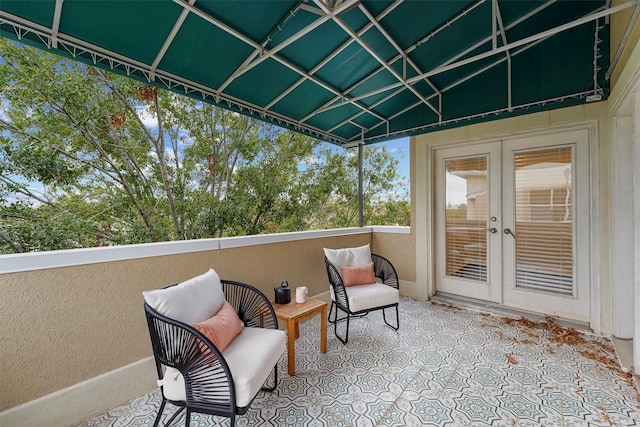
<box><xmin>435</xmin><ymin>142</ymin><xmax>502</xmax><ymax>302</ymax></box>
<box><xmin>435</xmin><ymin>129</ymin><xmax>591</xmax><ymax>321</ymax></box>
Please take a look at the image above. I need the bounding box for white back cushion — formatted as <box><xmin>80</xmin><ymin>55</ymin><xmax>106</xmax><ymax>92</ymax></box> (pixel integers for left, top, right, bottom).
<box><xmin>143</xmin><ymin>268</ymin><xmax>225</xmax><ymax>324</ymax></box>
<box><xmin>323</xmin><ymin>244</ymin><xmax>372</xmax><ymax>271</ymax></box>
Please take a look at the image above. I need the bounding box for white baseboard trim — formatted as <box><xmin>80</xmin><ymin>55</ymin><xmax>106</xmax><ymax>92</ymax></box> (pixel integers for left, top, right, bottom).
<box><xmin>399</xmin><ymin>280</ymin><xmax>426</xmax><ymax>300</ymax></box>
<box><xmin>0</xmin><ymin>357</ymin><xmax>157</xmax><ymax>427</ymax></box>
<box><xmin>313</xmin><ymin>290</ymin><xmax>331</xmax><ymax>303</ymax></box>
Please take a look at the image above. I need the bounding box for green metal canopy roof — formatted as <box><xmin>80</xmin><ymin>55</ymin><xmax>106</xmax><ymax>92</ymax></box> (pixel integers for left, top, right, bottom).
<box><xmin>0</xmin><ymin>1</ymin><xmax>633</xmax><ymax>146</ymax></box>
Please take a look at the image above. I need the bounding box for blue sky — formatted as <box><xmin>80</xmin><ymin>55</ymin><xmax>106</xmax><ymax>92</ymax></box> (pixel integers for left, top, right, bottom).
<box><xmin>381</xmin><ymin>136</ymin><xmax>409</xmax><ymax>181</ymax></box>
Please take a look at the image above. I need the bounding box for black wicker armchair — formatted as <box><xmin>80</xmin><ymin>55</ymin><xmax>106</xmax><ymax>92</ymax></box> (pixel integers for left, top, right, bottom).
<box><xmin>144</xmin><ymin>278</ymin><xmax>285</xmax><ymax>427</ymax></box>
<box><xmin>324</xmin><ymin>252</ymin><xmax>400</xmax><ymax>344</ymax></box>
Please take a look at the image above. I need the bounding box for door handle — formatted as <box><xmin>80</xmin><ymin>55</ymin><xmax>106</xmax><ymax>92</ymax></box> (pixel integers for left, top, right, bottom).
<box><xmin>486</xmin><ymin>227</ymin><xmax>497</xmax><ymax>233</ymax></box>
<box><xmin>504</xmin><ymin>228</ymin><xmax>516</xmax><ymax>239</ymax></box>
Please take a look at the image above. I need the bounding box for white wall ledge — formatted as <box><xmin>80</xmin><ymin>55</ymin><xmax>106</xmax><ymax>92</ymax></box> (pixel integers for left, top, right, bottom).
<box><xmin>371</xmin><ymin>226</ymin><xmax>411</xmax><ymax>234</ymax></box>
<box><xmin>217</xmin><ymin>227</ymin><xmax>370</xmax><ymax>249</ymax></box>
<box><xmin>0</xmin><ymin>227</ymin><xmax>410</xmax><ymax>274</ymax></box>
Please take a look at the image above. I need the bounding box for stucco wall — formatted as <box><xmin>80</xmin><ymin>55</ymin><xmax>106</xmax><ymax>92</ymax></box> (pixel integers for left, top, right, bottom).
<box><xmin>371</xmin><ymin>231</ymin><xmax>415</xmax><ymax>283</ymax></box>
<box><xmin>2</xmin><ymin>229</ymin><xmax>415</xmax><ymax>411</ymax></box>
<box><xmin>610</xmin><ymin>0</ymin><xmax>640</xmax><ymax>88</ymax></box>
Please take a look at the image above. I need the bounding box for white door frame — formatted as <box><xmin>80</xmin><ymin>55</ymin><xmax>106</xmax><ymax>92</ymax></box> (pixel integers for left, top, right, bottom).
<box><xmin>609</xmin><ymin>68</ymin><xmax>640</xmax><ymax>369</ymax></box>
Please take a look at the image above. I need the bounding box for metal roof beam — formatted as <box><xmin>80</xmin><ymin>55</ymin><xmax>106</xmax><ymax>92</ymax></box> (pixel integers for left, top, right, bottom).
<box><xmin>308</xmin><ymin>0</ymin><xmax>402</xmax><ymax>75</ymax></box>
<box><xmin>357</xmin><ymin>4</ymin><xmax>442</xmax><ymax>98</ymax></box>
<box><xmin>308</xmin><ymin>0</ymin><xmax>496</xmax><ymax>118</ymax></box>
<box><xmin>216</xmin><ymin>17</ymin><xmax>305</xmax><ymax>92</ymax></box>
<box><xmin>328</xmin><ymin>0</ymin><xmax>486</xmax><ymax>121</ymax></box>
<box><xmin>269</xmin><ymin>1</ymin><xmax>405</xmax><ymax>128</ymax></box>
<box><xmin>274</xmin><ymin>60</ymin><xmax>387</xmax><ymax>123</ymax></box>
<box><xmin>361</xmin><ymin>89</ymin><xmax>600</xmax><ymax>144</ymax></box>
<box><xmin>51</xmin><ymin>0</ymin><xmax>64</xmax><ymax>49</ymax></box>
<box><xmin>0</xmin><ymin>10</ymin><xmax>350</xmax><ymax>145</ymax></box>
<box><xmin>441</xmin><ymin>36</ymin><xmax>547</xmax><ymax>94</ymax></box>
<box><xmin>327</xmin><ymin>86</ymin><xmax>406</xmax><ymax>133</ymax></box>
<box><xmin>151</xmin><ymin>0</ymin><xmax>195</xmax><ymax>80</ymax></box>
<box><xmin>317</xmin><ymin>0</ymin><xmax>630</xmax><ymax>114</ymax></box>
<box><xmin>218</xmin><ymin>0</ymin><xmax>360</xmax><ymax>91</ymax></box>
<box><xmin>170</xmin><ymin>0</ymin><xmax>384</xmax><ymax>131</ymax></box>
<box><xmin>407</xmin><ymin>1</ymin><xmax>637</xmax><ymax>85</ymax></box>
<box><xmin>494</xmin><ymin>1</ymin><xmax>512</xmax><ymax>109</ymax></box>
<box><xmin>294</xmin><ymin>1</ymin><xmax>403</xmax><ymax>123</ymax></box>
<box><xmin>361</xmin><ymin>35</ymin><xmax>559</xmax><ymax>139</ymax></box>
<box><xmin>171</xmin><ymin>0</ymin><xmax>258</xmax><ymax>48</ymax></box>
<box><xmin>407</xmin><ymin>0</ymin><xmax>488</xmax><ymax>56</ymax></box>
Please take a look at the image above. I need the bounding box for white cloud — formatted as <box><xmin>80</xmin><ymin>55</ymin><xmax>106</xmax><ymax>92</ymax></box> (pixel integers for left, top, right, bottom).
<box><xmin>136</xmin><ymin>106</ymin><xmax>158</xmax><ymax>128</ymax></box>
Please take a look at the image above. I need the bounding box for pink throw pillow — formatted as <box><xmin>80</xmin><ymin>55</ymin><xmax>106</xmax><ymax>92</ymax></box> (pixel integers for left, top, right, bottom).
<box><xmin>193</xmin><ymin>301</ymin><xmax>243</xmax><ymax>353</ymax></box>
<box><xmin>341</xmin><ymin>262</ymin><xmax>375</xmax><ymax>287</ymax></box>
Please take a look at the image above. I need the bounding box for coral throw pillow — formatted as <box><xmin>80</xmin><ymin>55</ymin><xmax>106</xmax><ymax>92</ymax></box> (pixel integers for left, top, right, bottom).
<box><xmin>193</xmin><ymin>301</ymin><xmax>243</xmax><ymax>353</ymax></box>
<box><xmin>341</xmin><ymin>262</ymin><xmax>375</xmax><ymax>287</ymax></box>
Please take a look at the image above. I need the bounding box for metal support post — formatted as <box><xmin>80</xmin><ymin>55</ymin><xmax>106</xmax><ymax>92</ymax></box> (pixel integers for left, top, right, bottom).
<box><xmin>358</xmin><ymin>142</ymin><xmax>364</xmax><ymax>227</ymax></box>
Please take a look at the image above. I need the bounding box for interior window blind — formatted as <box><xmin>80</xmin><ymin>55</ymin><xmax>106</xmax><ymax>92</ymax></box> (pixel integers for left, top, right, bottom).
<box><xmin>445</xmin><ymin>157</ymin><xmax>488</xmax><ymax>282</ymax></box>
<box><xmin>514</xmin><ymin>147</ymin><xmax>573</xmax><ymax>295</ymax></box>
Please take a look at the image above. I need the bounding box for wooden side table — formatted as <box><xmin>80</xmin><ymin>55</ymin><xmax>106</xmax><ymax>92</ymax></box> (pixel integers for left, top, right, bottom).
<box><xmin>271</xmin><ymin>297</ymin><xmax>328</xmax><ymax>375</ymax></box>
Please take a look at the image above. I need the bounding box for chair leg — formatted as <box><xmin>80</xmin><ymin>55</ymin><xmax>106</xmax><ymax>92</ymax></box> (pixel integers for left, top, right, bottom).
<box><xmin>328</xmin><ymin>301</ymin><xmax>336</xmax><ymax>324</ymax></box>
<box><xmin>184</xmin><ymin>409</ymin><xmax>191</xmax><ymax>427</ymax></box>
<box><xmin>152</xmin><ymin>397</ymin><xmax>167</xmax><ymax>427</ymax></box>
<box><xmin>329</xmin><ymin>301</ymin><xmax>352</xmax><ymax>344</ymax></box>
<box><xmin>165</xmin><ymin>406</ymin><xmax>185</xmax><ymax>427</ymax></box>
<box><xmin>383</xmin><ymin>305</ymin><xmax>400</xmax><ymax>331</ymax></box>
<box><xmin>333</xmin><ymin>308</ymin><xmax>349</xmax><ymax>345</ymax></box>
<box><xmin>261</xmin><ymin>365</ymin><xmax>278</xmax><ymax>392</ymax></box>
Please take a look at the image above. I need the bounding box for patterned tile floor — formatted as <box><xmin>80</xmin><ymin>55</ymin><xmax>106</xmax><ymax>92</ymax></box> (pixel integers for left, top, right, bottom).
<box><xmin>79</xmin><ymin>297</ymin><xmax>640</xmax><ymax>426</ymax></box>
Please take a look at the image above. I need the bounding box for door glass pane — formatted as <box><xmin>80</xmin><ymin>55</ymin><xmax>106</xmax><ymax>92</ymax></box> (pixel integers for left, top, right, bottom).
<box><xmin>514</xmin><ymin>147</ymin><xmax>573</xmax><ymax>294</ymax></box>
<box><xmin>445</xmin><ymin>157</ymin><xmax>488</xmax><ymax>281</ymax></box>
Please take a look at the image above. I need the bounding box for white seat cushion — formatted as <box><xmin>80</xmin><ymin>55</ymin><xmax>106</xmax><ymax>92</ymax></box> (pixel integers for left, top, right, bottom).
<box><xmin>331</xmin><ymin>282</ymin><xmax>399</xmax><ymax>313</ymax></box>
<box><xmin>223</xmin><ymin>327</ymin><xmax>286</xmax><ymax>407</ymax></box>
<box><xmin>161</xmin><ymin>367</ymin><xmax>185</xmax><ymax>402</ymax></box>
<box><xmin>160</xmin><ymin>327</ymin><xmax>286</xmax><ymax>408</ymax></box>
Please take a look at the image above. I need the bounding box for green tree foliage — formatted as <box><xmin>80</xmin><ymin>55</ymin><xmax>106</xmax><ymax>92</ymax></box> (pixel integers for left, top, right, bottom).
<box><xmin>311</xmin><ymin>145</ymin><xmax>409</xmax><ymax>228</ymax></box>
<box><xmin>0</xmin><ymin>40</ymin><xmax>408</xmax><ymax>253</ymax></box>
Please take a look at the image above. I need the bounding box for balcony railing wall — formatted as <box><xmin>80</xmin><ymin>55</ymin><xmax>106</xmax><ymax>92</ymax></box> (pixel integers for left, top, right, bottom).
<box><xmin>0</xmin><ymin>227</ymin><xmax>412</xmax><ymax>425</ymax></box>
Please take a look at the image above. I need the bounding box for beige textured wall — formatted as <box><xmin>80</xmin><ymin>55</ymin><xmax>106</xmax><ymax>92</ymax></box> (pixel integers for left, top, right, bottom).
<box><xmin>1</xmin><ymin>232</ymin><xmax>392</xmax><ymax>410</ymax></box>
<box><xmin>610</xmin><ymin>0</ymin><xmax>640</xmax><ymax>88</ymax></box>
<box><xmin>371</xmin><ymin>232</ymin><xmax>415</xmax><ymax>283</ymax></box>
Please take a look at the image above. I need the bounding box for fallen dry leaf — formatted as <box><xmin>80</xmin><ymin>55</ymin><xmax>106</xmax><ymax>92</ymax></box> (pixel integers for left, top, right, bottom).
<box><xmin>431</xmin><ymin>301</ymin><xmax>462</xmax><ymax>310</ymax></box>
<box><xmin>507</xmin><ymin>354</ymin><xmax>518</xmax><ymax>365</ymax></box>
<box><xmin>597</xmin><ymin>406</ymin><xmax>615</xmax><ymax>426</ymax></box>
<box><xmin>547</xmin><ymin>346</ymin><xmax>556</xmax><ymax>354</ymax></box>
<box><xmin>514</xmin><ymin>338</ymin><xmax>537</xmax><ymax>345</ymax></box>
<box><xmin>511</xmin><ymin>418</ymin><xmax>516</xmax><ymax>426</ymax></box>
